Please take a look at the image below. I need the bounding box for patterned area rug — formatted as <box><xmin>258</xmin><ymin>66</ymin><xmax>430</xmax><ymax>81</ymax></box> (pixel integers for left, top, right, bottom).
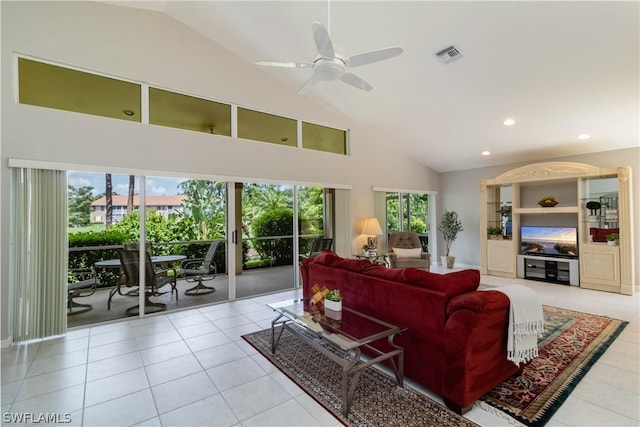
<box><xmin>478</xmin><ymin>305</ymin><xmax>628</xmax><ymax>427</ymax></box>
<box><xmin>242</xmin><ymin>326</ymin><xmax>478</xmax><ymax>427</ymax></box>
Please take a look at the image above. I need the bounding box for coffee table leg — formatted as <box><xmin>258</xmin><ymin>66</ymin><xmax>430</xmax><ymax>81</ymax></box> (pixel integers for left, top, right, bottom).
<box><xmin>388</xmin><ymin>334</ymin><xmax>404</xmax><ymax>386</ymax></box>
<box><xmin>271</xmin><ymin>314</ymin><xmax>286</xmax><ymax>354</ymax></box>
<box><xmin>342</xmin><ymin>349</ymin><xmax>361</xmax><ymax>416</ymax></box>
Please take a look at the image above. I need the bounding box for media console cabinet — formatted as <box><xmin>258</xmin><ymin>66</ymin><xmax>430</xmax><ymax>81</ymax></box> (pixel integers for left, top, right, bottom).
<box><xmin>516</xmin><ymin>254</ymin><xmax>579</xmax><ymax>286</ymax></box>
<box><xmin>480</xmin><ymin>162</ymin><xmax>634</xmax><ymax>295</ymax></box>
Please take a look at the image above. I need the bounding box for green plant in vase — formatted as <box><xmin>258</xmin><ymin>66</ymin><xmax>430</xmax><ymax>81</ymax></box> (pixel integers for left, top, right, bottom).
<box><xmin>438</xmin><ymin>210</ymin><xmax>463</xmax><ymax>268</ymax></box>
<box><xmin>487</xmin><ymin>226</ymin><xmax>503</xmax><ymax>239</ymax></box>
<box><xmin>606</xmin><ymin>233</ymin><xmax>619</xmax><ymax>246</ymax></box>
<box><xmin>325</xmin><ymin>289</ymin><xmax>342</xmax><ymax>302</ymax></box>
<box><xmin>324</xmin><ymin>289</ymin><xmax>342</xmax><ymax>312</ymax></box>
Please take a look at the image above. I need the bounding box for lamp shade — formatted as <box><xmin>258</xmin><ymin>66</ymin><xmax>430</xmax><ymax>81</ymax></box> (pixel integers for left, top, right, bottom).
<box><xmin>362</xmin><ymin>218</ymin><xmax>383</xmax><ymax>235</ymax></box>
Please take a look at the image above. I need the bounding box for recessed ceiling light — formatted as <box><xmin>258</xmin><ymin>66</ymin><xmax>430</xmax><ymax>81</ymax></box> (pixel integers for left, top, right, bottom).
<box><xmin>481</xmin><ymin>151</ymin><xmax>491</xmax><ymax>156</ymax></box>
<box><xmin>503</xmin><ymin>118</ymin><xmax>515</xmax><ymax>126</ymax></box>
<box><xmin>122</xmin><ymin>109</ymin><xmax>135</xmax><ymax>116</ymax></box>
<box><xmin>577</xmin><ymin>134</ymin><xmax>591</xmax><ymax>140</ymax></box>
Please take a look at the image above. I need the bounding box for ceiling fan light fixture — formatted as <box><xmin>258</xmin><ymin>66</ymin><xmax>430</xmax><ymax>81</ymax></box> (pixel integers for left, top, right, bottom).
<box><xmin>314</xmin><ymin>58</ymin><xmax>346</xmax><ymax>80</ymax></box>
<box><xmin>257</xmin><ymin>22</ymin><xmax>402</xmax><ymax>93</ymax></box>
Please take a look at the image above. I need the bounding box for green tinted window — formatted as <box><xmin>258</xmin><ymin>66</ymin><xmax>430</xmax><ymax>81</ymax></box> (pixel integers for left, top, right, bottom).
<box><xmin>237</xmin><ymin>107</ymin><xmax>297</xmax><ymax>147</ymax></box>
<box><xmin>149</xmin><ymin>88</ymin><xmax>231</xmax><ymax>136</ymax></box>
<box><xmin>18</xmin><ymin>58</ymin><xmax>141</xmax><ymax>122</ymax></box>
<box><xmin>302</xmin><ymin>122</ymin><xmax>347</xmax><ymax>154</ymax></box>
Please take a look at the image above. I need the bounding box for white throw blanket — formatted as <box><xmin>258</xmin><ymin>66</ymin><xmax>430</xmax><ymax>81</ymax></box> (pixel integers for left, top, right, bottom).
<box><xmin>493</xmin><ymin>284</ymin><xmax>544</xmax><ymax>366</ymax></box>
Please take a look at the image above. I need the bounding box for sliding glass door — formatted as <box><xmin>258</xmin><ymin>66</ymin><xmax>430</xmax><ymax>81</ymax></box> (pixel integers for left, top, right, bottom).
<box><xmin>237</xmin><ymin>183</ymin><xmax>295</xmax><ymax>298</ymax></box>
<box><xmin>66</xmin><ymin>170</ymin><xmax>333</xmax><ymax>327</ymax></box>
<box><xmin>383</xmin><ymin>191</ymin><xmax>431</xmax><ymax>252</ymax></box>
<box><xmin>67</xmin><ymin>172</ymin><xmax>231</xmax><ymax>327</ymax></box>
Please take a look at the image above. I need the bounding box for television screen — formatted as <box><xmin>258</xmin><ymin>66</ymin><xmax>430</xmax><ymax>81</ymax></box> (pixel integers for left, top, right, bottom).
<box><xmin>521</xmin><ymin>226</ymin><xmax>578</xmax><ymax>258</ymax></box>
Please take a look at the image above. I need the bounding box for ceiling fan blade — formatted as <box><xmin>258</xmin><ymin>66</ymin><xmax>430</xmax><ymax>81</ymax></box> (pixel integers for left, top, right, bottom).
<box><xmin>298</xmin><ymin>73</ymin><xmax>322</xmax><ymax>95</ymax></box>
<box><xmin>255</xmin><ymin>61</ymin><xmax>311</xmax><ymax>68</ymax></box>
<box><xmin>340</xmin><ymin>73</ymin><xmax>373</xmax><ymax>91</ymax></box>
<box><xmin>312</xmin><ymin>22</ymin><xmax>335</xmax><ymax>59</ymax></box>
<box><xmin>348</xmin><ymin>47</ymin><xmax>404</xmax><ymax>67</ymax></box>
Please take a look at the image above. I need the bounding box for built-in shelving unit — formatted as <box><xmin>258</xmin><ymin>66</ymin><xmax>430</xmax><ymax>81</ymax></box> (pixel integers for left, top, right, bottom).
<box><xmin>513</xmin><ymin>207</ymin><xmax>578</xmax><ymax>214</ymax></box>
<box><xmin>480</xmin><ymin>162</ymin><xmax>634</xmax><ymax>295</ymax></box>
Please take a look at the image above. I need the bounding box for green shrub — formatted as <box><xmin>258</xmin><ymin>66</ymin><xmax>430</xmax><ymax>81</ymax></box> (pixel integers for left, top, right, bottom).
<box><xmin>251</xmin><ymin>208</ymin><xmax>296</xmax><ymax>266</ymax></box>
<box><xmin>68</xmin><ymin>229</ymin><xmax>128</xmax><ymax>287</ymax></box>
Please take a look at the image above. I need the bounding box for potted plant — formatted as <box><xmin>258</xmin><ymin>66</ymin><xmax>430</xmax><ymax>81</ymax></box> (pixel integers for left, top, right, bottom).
<box><xmin>606</xmin><ymin>233</ymin><xmax>620</xmax><ymax>246</ymax></box>
<box><xmin>324</xmin><ymin>289</ymin><xmax>342</xmax><ymax>312</ymax></box>
<box><xmin>438</xmin><ymin>210</ymin><xmax>463</xmax><ymax>268</ymax></box>
<box><xmin>487</xmin><ymin>226</ymin><xmax>503</xmax><ymax>240</ymax></box>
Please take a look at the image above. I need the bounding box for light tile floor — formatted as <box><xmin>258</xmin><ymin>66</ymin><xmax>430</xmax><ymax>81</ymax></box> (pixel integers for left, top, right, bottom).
<box><xmin>2</xmin><ymin>269</ymin><xmax>639</xmax><ymax>426</ymax></box>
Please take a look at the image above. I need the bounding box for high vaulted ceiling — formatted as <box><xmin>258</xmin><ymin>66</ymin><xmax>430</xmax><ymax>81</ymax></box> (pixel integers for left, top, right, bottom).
<box><xmin>110</xmin><ymin>1</ymin><xmax>639</xmax><ymax>172</ymax></box>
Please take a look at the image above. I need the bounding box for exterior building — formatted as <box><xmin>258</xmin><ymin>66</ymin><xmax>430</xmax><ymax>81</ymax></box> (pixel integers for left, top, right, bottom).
<box><xmin>90</xmin><ymin>195</ymin><xmax>186</xmax><ymax>223</ymax></box>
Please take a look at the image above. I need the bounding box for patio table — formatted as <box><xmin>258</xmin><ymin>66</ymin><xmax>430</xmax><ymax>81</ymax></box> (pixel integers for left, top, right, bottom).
<box><xmin>94</xmin><ymin>254</ymin><xmax>186</xmax><ymax>268</ymax></box>
<box><xmin>95</xmin><ymin>255</ymin><xmax>186</xmax><ymax>311</ymax></box>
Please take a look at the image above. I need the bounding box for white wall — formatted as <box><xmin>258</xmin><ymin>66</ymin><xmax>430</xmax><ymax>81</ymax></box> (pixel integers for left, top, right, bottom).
<box><xmin>438</xmin><ymin>147</ymin><xmax>640</xmax><ymax>287</ymax></box>
<box><xmin>0</xmin><ymin>1</ymin><xmax>439</xmax><ymax>341</ymax></box>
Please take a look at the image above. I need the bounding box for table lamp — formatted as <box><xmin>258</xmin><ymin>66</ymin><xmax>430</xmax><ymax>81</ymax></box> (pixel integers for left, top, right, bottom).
<box><xmin>362</xmin><ymin>217</ymin><xmax>383</xmax><ymax>255</ymax></box>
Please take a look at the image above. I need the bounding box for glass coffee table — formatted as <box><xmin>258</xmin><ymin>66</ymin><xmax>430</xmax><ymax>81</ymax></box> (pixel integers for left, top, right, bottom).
<box><xmin>268</xmin><ymin>299</ymin><xmax>405</xmax><ymax>416</ymax></box>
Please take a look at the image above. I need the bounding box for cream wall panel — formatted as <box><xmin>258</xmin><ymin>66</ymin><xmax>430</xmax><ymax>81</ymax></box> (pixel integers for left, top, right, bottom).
<box><xmin>487</xmin><ymin>240</ymin><xmax>516</xmax><ymax>276</ymax></box>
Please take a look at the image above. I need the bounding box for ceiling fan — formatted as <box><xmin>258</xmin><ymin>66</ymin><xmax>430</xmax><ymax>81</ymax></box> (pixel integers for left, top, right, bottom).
<box><xmin>256</xmin><ymin>22</ymin><xmax>403</xmax><ymax>94</ymax></box>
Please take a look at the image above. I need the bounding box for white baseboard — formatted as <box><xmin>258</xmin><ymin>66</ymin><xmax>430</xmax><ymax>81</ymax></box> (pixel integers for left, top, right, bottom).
<box><xmin>1</xmin><ymin>335</ymin><xmax>13</xmax><ymax>348</ymax></box>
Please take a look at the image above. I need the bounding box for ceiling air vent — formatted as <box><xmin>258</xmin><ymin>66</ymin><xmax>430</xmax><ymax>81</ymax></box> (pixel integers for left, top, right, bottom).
<box><xmin>436</xmin><ymin>46</ymin><xmax>462</xmax><ymax>64</ymax></box>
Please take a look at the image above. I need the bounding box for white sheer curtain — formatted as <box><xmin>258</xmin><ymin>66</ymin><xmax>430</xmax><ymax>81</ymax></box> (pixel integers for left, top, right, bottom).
<box><xmin>373</xmin><ymin>191</ymin><xmax>388</xmax><ymax>252</ymax></box>
<box><xmin>11</xmin><ymin>168</ymin><xmax>68</xmax><ymax>341</ymax></box>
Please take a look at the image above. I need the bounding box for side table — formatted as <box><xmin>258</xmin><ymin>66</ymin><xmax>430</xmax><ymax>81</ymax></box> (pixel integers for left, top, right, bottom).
<box><xmin>353</xmin><ymin>253</ymin><xmax>390</xmax><ymax>268</ymax></box>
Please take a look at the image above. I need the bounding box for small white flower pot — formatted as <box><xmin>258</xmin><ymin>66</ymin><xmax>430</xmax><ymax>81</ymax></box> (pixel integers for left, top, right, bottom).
<box><xmin>324</xmin><ymin>298</ymin><xmax>342</xmax><ymax>312</ymax></box>
<box><xmin>607</xmin><ymin>240</ymin><xmax>619</xmax><ymax>246</ymax></box>
<box><xmin>325</xmin><ymin>308</ymin><xmax>342</xmax><ymax>320</ymax></box>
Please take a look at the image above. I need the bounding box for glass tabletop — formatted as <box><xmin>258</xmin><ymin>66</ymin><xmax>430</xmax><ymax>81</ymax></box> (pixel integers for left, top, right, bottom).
<box><xmin>268</xmin><ymin>299</ymin><xmax>403</xmax><ymax>350</ymax></box>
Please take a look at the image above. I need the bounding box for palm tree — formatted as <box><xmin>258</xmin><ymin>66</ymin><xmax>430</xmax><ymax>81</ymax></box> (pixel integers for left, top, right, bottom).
<box><xmin>127</xmin><ymin>175</ymin><xmax>135</xmax><ymax>214</ymax></box>
<box><xmin>177</xmin><ymin>180</ymin><xmax>226</xmax><ymax>240</ymax></box>
<box><xmin>105</xmin><ymin>173</ymin><xmax>113</xmax><ymax>229</ymax></box>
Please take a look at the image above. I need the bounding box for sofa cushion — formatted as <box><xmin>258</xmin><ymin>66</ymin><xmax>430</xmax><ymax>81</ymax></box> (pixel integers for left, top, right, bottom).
<box><xmin>313</xmin><ymin>251</ymin><xmax>342</xmax><ymax>266</ymax></box>
<box><xmin>313</xmin><ymin>251</ymin><xmax>370</xmax><ymax>272</ymax></box>
<box><xmin>401</xmin><ymin>268</ymin><xmax>480</xmax><ymax>297</ymax></box>
<box><xmin>393</xmin><ymin>247</ymin><xmax>422</xmax><ymax>258</ymax></box>
<box><xmin>334</xmin><ymin>258</ymin><xmax>371</xmax><ymax>272</ymax></box>
<box><xmin>362</xmin><ymin>264</ymin><xmax>407</xmax><ymax>281</ymax></box>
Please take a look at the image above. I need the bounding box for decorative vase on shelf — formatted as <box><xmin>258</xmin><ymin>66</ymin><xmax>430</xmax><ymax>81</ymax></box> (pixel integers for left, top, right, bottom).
<box><xmin>606</xmin><ymin>233</ymin><xmax>619</xmax><ymax>246</ymax></box>
<box><xmin>538</xmin><ymin>196</ymin><xmax>558</xmax><ymax>207</ymax></box>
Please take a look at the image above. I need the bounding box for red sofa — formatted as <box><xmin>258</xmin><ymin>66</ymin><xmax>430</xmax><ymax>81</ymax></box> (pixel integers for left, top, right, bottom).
<box><xmin>300</xmin><ymin>251</ymin><xmax>521</xmax><ymax>413</ymax></box>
